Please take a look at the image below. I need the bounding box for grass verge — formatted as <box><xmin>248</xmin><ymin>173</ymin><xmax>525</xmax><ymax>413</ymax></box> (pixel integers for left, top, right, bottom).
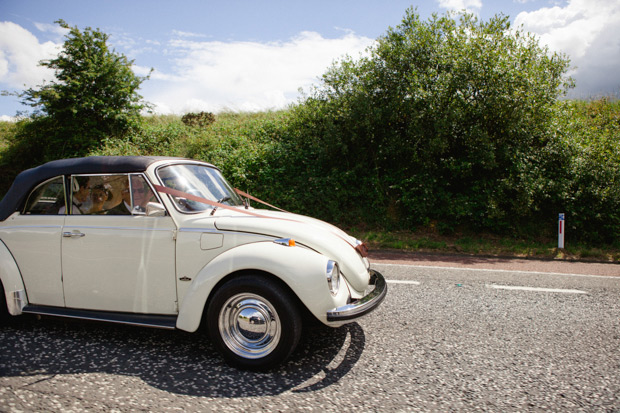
<box><xmin>349</xmin><ymin>229</ymin><xmax>620</xmax><ymax>263</ymax></box>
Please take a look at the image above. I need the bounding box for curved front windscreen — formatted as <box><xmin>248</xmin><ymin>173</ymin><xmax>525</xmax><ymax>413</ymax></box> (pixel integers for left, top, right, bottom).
<box><xmin>157</xmin><ymin>164</ymin><xmax>244</xmax><ymax>213</ymax></box>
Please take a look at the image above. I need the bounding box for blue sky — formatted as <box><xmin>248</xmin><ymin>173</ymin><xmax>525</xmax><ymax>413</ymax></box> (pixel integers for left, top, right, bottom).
<box><xmin>1</xmin><ymin>0</ymin><xmax>619</xmax><ymax>119</ymax></box>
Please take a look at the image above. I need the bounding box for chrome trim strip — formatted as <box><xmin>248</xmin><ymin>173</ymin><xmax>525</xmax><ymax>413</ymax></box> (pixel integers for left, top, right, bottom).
<box><xmin>153</xmin><ymin>160</ymin><xmax>218</xmax><ymax>173</ymax></box>
<box><xmin>178</xmin><ymin>227</ymin><xmax>220</xmax><ymax>233</ymax></box>
<box><xmin>70</xmin><ymin>173</ymin><xmax>135</xmax><ymax>177</ymax></box>
<box><xmin>326</xmin><ymin>269</ymin><xmax>388</xmax><ymax>322</ymax></box>
<box><xmin>0</xmin><ymin>225</ymin><xmax>63</xmax><ymax>230</ymax></box>
<box><xmin>273</xmin><ymin>238</ymin><xmax>294</xmax><ymax>246</ymax></box>
<box><xmin>179</xmin><ymin>228</ymin><xmax>270</xmax><ymax>239</ymax></box>
<box><xmin>61</xmin><ymin>225</ymin><xmax>173</xmax><ymax>232</ymax></box>
<box><xmin>22</xmin><ymin>305</ymin><xmax>177</xmax><ymax>330</ymax></box>
<box><xmin>1</xmin><ymin>224</ymin><xmax>170</xmax><ymax>233</ymax></box>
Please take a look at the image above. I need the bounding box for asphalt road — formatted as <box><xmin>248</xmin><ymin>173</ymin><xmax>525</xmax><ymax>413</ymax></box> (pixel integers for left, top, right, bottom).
<box><xmin>1</xmin><ymin>259</ymin><xmax>619</xmax><ymax>411</ymax></box>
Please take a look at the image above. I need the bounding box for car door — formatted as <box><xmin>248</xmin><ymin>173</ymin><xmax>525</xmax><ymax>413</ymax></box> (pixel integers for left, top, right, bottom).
<box><xmin>0</xmin><ymin>176</ymin><xmax>66</xmax><ymax>307</ymax></box>
<box><xmin>61</xmin><ymin>173</ymin><xmax>178</xmax><ymax>315</ymax></box>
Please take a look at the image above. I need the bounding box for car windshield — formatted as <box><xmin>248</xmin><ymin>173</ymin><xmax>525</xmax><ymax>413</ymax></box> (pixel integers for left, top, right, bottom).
<box><xmin>157</xmin><ymin>164</ymin><xmax>244</xmax><ymax>213</ymax></box>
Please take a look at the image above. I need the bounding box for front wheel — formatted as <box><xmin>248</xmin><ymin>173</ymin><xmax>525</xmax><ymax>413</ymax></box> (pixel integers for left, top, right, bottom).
<box><xmin>206</xmin><ymin>275</ymin><xmax>302</xmax><ymax>370</ymax></box>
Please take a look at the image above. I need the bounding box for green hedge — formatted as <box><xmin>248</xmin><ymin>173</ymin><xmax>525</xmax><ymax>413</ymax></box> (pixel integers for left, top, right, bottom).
<box><xmin>0</xmin><ymin>99</ymin><xmax>618</xmax><ymax>245</ymax></box>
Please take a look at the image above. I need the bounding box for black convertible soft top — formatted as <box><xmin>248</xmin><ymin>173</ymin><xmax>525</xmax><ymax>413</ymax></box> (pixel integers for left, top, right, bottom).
<box><xmin>0</xmin><ymin>156</ymin><xmax>185</xmax><ymax>221</ymax></box>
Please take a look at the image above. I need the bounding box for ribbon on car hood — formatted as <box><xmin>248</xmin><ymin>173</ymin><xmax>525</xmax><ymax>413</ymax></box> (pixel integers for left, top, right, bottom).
<box><xmin>153</xmin><ymin>185</ymin><xmax>272</xmax><ymax>219</ymax></box>
<box><xmin>153</xmin><ymin>184</ymin><xmax>369</xmax><ymax>257</ymax></box>
<box><xmin>234</xmin><ymin>188</ymin><xmax>289</xmax><ymax>213</ymax></box>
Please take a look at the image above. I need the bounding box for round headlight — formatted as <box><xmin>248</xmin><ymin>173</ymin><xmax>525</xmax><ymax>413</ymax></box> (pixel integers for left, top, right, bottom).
<box><xmin>326</xmin><ymin>260</ymin><xmax>340</xmax><ymax>296</ymax></box>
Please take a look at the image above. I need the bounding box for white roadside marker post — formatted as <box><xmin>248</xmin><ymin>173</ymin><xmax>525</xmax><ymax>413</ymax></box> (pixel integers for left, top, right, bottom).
<box><xmin>558</xmin><ymin>213</ymin><xmax>565</xmax><ymax>249</ymax></box>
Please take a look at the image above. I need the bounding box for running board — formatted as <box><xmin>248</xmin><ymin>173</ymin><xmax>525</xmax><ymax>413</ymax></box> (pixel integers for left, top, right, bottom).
<box><xmin>22</xmin><ymin>305</ymin><xmax>177</xmax><ymax>330</ymax></box>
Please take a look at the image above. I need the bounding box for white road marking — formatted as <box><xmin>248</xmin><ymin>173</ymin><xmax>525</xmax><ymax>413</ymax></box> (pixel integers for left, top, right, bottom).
<box><xmin>386</xmin><ymin>280</ymin><xmax>421</xmax><ymax>285</ymax></box>
<box><xmin>487</xmin><ymin>284</ymin><xmax>587</xmax><ymax>294</ymax></box>
<box><xmin>374</xmin><ymin>262</ymin><xmax>618</xmax><ymax>279</ymax></box>
<box><xmin>385</xmin><ymin>279</ymin><xmax>588</xmax><ymax>294</ymax></box>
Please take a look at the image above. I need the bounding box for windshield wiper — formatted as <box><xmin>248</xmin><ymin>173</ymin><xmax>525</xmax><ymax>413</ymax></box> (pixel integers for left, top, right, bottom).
<box><xmin>210</xmin><ymin>196</ymin><xmax>232</xmax><ymax>215</ymax></box>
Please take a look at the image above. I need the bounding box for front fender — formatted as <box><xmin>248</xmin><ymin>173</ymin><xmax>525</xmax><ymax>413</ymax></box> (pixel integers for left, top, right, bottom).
<box><xmin>0</xmin><ymin>239</ymin><xmax>27</xmax><ymax>315</ymax></box>
<box><xmin>175</xmin><ymin>241</ymin><xmax>350</xmax><ymax>332</ymax></box>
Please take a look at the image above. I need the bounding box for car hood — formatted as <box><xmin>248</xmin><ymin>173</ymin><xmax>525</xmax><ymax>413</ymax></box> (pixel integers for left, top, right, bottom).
<box><xmin>213</xmin><ymin>209</ymin><xmax>370</xmax><ymax>293</ymax></box>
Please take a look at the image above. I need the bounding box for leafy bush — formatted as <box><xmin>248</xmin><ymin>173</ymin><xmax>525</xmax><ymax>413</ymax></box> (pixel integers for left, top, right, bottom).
<box><xmin>90</xmin><ymin>116</ymin><xmax>193</xmax><ymax>157</ymax></box>
<box><xmin>556</xmin><ymin>99</ymin><xmax>620</xmax><ymax>243</ymax></box>
<box><xmin>93</xmin><ymin>111</ymin><xmax>290</xmax><ymax>202</ymax></box>
<box><xmin>264</xmin><ymin>10</ymin><xmax>574</xmax><ymax>233</ymax></box>
<box><xmin>182</xmin><ymin>112</ymin><xmax>216</xmax><ymax>128</ymax></box>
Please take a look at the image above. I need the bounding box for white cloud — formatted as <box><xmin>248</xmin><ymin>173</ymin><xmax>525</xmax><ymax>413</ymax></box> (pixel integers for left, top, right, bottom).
<box><xmin>171</xmin><ymin>30</ymin><xmax>209</xmax><ymax>39</ymax></box>
<box><xmin>515</xmin><ymin>0</ymin><xmax>620</xmax><ymax>97</ymax></box>
<box><xmin>0</xmin><ymin>22</ymin><xmax>374</xmax><ymax>115</ymax></box>
<box><xmin>0</xmin><ymin>21</ymin><xmax>60</xmax><ymax>89</ymax></box>
<box><xmin>148</xmin><ymin>31</ymin><xmax>375</xmax><ymax>114</ymax></box>
<box><xmin>0</xmin><ymin>115</ymin><xmax>17</xmax><ymax>122</ymax></box>
<box><xmin>33</xmin><ymin>22</ymin><xmax>69</xmax><ymax>39</ymax></box>
<box><xmin>437</xmin><ymin>0</ymin><xmax>483</xmax><ymax>14</ymax></box>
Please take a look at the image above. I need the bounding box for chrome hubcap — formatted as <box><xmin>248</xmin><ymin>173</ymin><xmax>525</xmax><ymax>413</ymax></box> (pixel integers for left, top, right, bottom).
<box><xmin>219</xmin><ymin>293</ymin><xmax>281</xmax><ymax>359</ymax></box>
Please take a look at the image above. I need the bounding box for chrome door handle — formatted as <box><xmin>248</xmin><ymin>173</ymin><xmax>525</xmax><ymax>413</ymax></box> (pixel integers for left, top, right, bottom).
<box><xmin>63</xmin><ymin>231</ymin><xmax>85</xmax><ymax>238</ymax></box>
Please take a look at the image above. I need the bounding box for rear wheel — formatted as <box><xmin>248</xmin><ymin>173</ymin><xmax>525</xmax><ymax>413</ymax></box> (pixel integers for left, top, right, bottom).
<box><xmin>0</xmin><ymin>282</ymin><xmax>11</xmax><ymax>323</ymax></box>
<box><xmin>207</xmin><ymin>274</ymin><xmax>302</xmax><ymax>370</ymax></box>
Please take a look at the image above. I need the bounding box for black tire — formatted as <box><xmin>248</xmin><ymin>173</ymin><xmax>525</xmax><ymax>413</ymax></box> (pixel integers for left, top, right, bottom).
<box><xmin>206</xmin><ymin>274</ymin><xmax>302</xmax><ymax>370</ymax></box>
<box><xmin>0</xmin><ymin>282</ymin><xmax>11</xmax><ymax>323</ymax></box>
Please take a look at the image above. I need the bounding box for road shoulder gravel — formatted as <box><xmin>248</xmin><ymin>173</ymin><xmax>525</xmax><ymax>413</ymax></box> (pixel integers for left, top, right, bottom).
<box><xmin>369</xmin><ymin>250</ymin><xmax>620</xmax><ymax>277</ymax></box>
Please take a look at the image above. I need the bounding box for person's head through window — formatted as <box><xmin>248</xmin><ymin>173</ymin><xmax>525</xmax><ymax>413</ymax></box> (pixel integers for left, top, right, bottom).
<box><xmin>130</xmin><ymin>176</ymin><xmax>155</xmax><ymax>212</ymax></box>
<box><xmin>61</xmin><ymin>176</ymin><xmax>92</xmax><ymax>214</ymax></box>
<box><xmin>90</xmin><ymin>184</ymin><xmax>110</xmax><ymax>213</ymax></box>
<box><xmin>73</xmin><ymin>177</ymin><xmax>90</xmax><ymax>204</ymax></box>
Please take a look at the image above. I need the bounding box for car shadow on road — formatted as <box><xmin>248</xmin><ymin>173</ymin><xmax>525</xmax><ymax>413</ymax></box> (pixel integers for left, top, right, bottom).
<box><xmin>0</xmin><ymin>315</ymin><xmax>365</xmax><ymax>397</ymax></box>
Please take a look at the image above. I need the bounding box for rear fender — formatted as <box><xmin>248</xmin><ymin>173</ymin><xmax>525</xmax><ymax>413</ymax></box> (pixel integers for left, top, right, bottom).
<box><xmin>0</xmin><ymin>239</ymin><xmax>27</xmax><ymax>315</ymax></box>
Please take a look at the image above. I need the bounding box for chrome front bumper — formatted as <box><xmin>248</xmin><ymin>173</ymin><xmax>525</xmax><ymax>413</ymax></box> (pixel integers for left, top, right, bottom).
<box><xmin>326</xmin><ymin>269</ymin><xmax>387</xmax><ymax>322</ymax></box>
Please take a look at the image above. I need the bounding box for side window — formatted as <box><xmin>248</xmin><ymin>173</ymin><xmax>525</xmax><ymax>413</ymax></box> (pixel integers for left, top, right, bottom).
<box><xmin>67</xmin><ymin>174</ymin><xmax>160</xmax><ymax>216</ymax></box>
<box><xmin>128</xmin><ymin>174</ymin><xmax>157</xmax><ymax>215</ymax></box>
<box><xmin>23</xmin><ymin>177</ymin><xmax>66</xmax><ymax>215</ymax></box>
<box><xmin>68</xmin><ymin>174</ymin><xmax>129</xmax><ymax>215</ymax></box>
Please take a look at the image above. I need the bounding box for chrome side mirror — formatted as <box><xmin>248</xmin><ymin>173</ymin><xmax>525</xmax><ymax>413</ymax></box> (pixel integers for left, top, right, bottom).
<box><xmin>146</xmin><ymin>202</ymin><xmax>167</xmax><ymax>217</ymax></box>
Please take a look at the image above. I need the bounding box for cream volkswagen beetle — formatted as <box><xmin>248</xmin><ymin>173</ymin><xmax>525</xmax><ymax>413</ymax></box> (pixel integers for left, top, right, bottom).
<box><xmin>0</xmin><ymin>156</ymin><xmax>386</xmax><ymax>369</ymax></box>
